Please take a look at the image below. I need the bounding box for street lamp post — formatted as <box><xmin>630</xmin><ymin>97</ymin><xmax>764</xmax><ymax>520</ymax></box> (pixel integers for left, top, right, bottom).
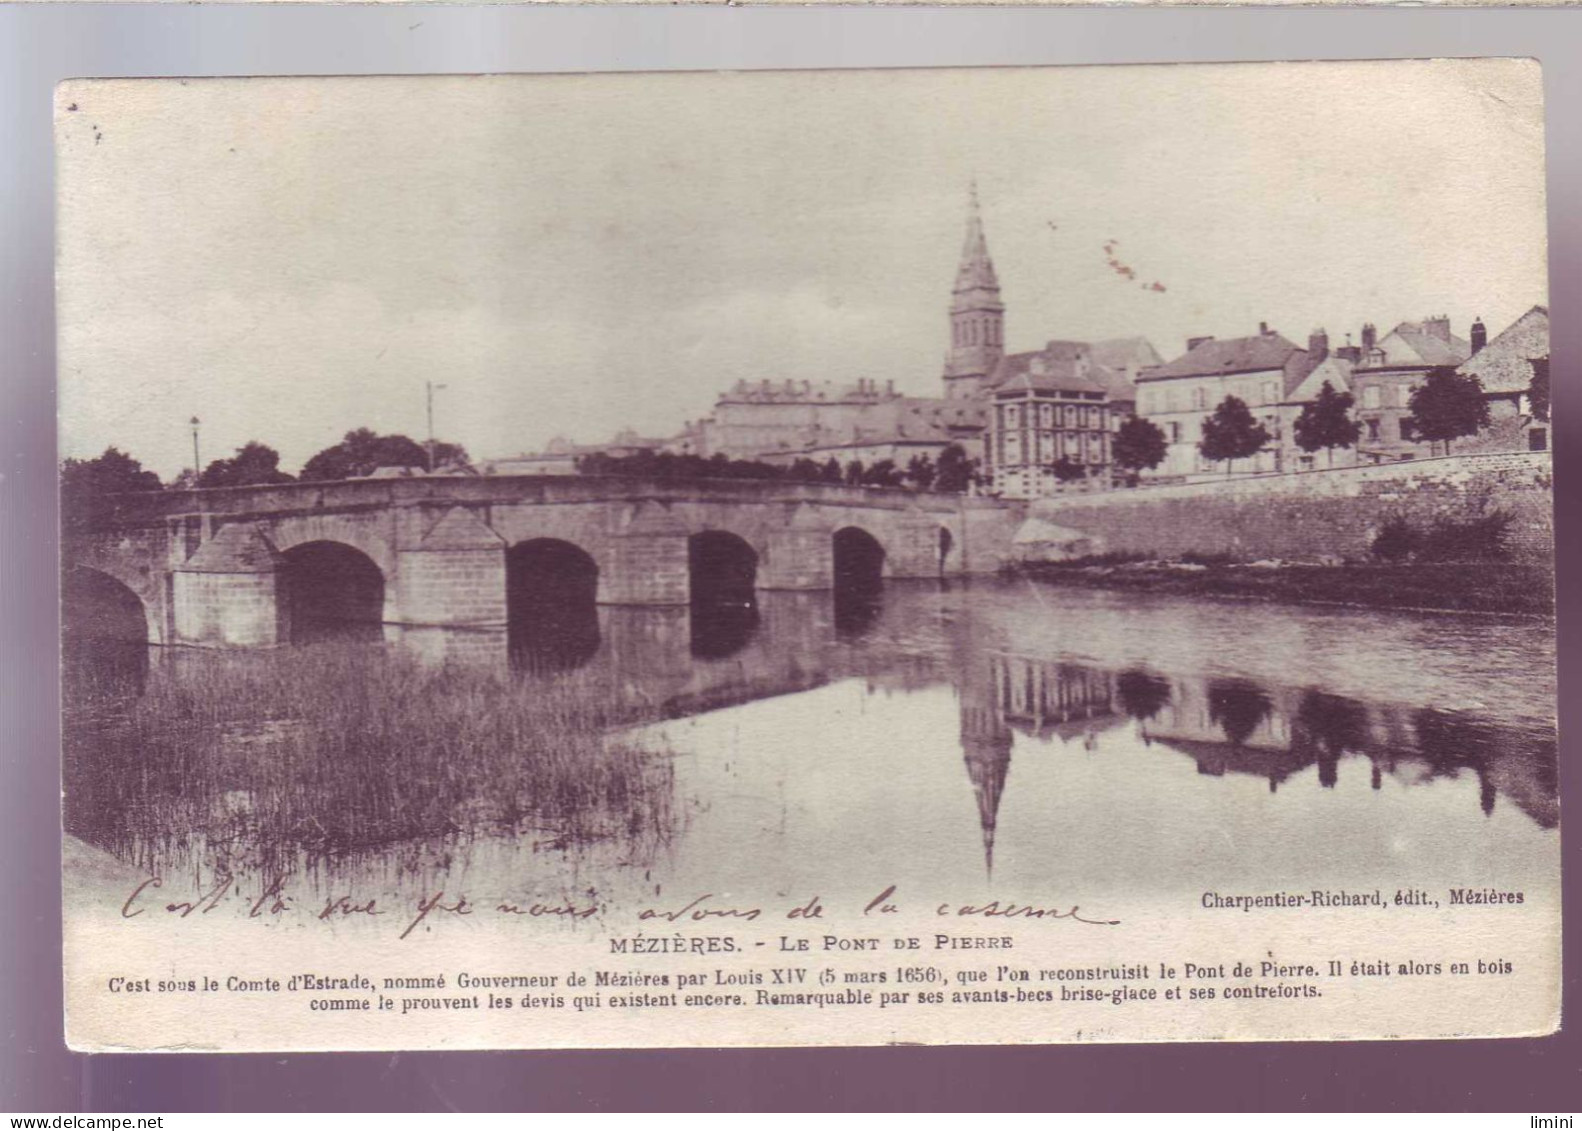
<box><xmin>425</xmin><ymin>382</ymin><xmax>447</xmax><ymax>471</ymax></box>
<box><xmin>190</xmin><ymin>416</ymin><xmax>201</xmax><ymax>480</ymax></box>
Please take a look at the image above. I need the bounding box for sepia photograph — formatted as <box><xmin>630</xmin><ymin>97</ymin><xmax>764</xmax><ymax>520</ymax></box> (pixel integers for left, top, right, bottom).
<box><xmin>54</xmin><ymin>61</ymin><xmax>1557</xmax><ymax>1051</ymax></box>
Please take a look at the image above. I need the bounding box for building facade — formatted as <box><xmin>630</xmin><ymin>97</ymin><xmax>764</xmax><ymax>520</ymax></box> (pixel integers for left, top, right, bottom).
<box><xmin>1276</xmin><ymin>349</ymin><xmax>1359</xmax><ymax>473</ymax></box>
<box><xmin>1134</xmin><ymin>327</ymin><xmax>1322</xmax><ymax>479</ymax></box>
<box><xmin>1351</xmin><ymin>317</ymin><xmax>1472</xmax><ymax>463</ymax></box>
<box><xmin>983</xmin><ymin>345</ymin><xmax>1122</xmax><ymax>499</ymax></box>
<box><xmin>1455</xmin><ymin>305</ymin><xmax>1550</xmax><ymax>454</ymax></box>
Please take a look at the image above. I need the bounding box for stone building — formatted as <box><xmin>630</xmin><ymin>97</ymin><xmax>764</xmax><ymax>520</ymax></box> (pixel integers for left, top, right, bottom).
<box><xmin>1276</xmin><ymin>346</ymin><xmax>1359</xmax><ymax>473</ymax></box>
<box><xmin>682</xmin><ymin>379</ymin><xmax>988</xmax><ymax>470</ymax></box>
<box><xmin>982</xmin><ymin>344</ymin><xmax>1124</xmax><ymax>499</ymax></box>
<box><xmin>1455</xmin><ymin>305</ymin><xmax>1550</xmax><ymax>454</ymax></box>
<box><xmin>1134</xmin><ymin>325</ymin><xmax>1324</xmax><ymax>479</ymax></box>
<box><xmin>1351</xmin><ymin>316</ymin><xmax>1472</xmax><ymax>463</ymax></box>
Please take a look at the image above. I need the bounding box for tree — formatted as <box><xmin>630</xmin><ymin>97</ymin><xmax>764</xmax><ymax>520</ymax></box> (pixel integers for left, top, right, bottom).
<box><xmin>861</xmin><ymin>459</ymin><xmax>903</xmax><ymax>488</ymax></box>
<box><xmin>1111</xmin><ymin>415</ymin><xmax>1168</xmax><ymax>484</ymax></box>
<box><xmin>1207</xmin><ymin>679</ymin><xmax>1272</xmax><ymax>747</ymax></box>
<box><xmin>429</xmin><ymin>441</ymin><xmax>472</xmax><ymax>471</ymax></box>
<box><xmin>1116</xmin><ymin>670</ymin><xmax>1172</xmax><ymax>722</ymax></box>
<box><xmin>1198</xmin><ymin>395</ymin><xmax>1271</xmax><ymax>476</ymax></box>
<box><xmin>1050</xmin><ymin>455</ymin><xmax>1087</xmax><ymax>484</ymax></box>
<box><xmin>300</xmin><ymin>429</ymin><xmax>453</xmax><ymax>481</ymax></box>
<box><xmin>1292</xmin><ymin>381</ymin><xmax>1362</xmax><ymax>468</ymax></box>
<box><xmin>904</xmin><ymin>454</ymin><xmax>936</xmax><ymax>491</ymax></box>
<box><xmin>844</xmin><ymin>460</ymin><xmax>865</xmax><ymax>487</ymax></box>
<box><xmin>60</xmin><ymin>447</ymin><xmax>163</xmax><ymax>533</ymax></box>
<box><xmin>933</xmin><ymin>444</ymin><xmax>973</xmax><ymax>494</ymax></box>
<box><xmin>787</xmin><ymin>458</ymin><xmax>825</xmax><ymax>484</ymax></box>
<box><xmin>1406</xmin><ymin>368</ymin><xmax>1490</xmax><ymax>456</ymax></box>
<box><xmin>198</xmin><ymin>441</ymin><xmax>294</xmax><ymax>488</ymax></box>
<box><xmin>1527</xmin><ymin>359</ymin><xmax>1550</xmax><ymax>423</ymax></box>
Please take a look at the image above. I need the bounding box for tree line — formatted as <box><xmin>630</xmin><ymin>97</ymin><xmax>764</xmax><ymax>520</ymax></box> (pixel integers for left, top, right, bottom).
<box><xmin>60</xmin><ymin>429</ymin><xmax>471</xmax><ymax>531</ymax></box>
<box><xmin>574</xmin><ymin>445</ymin><xmax>979</xmax><ymax>492</ymax></box>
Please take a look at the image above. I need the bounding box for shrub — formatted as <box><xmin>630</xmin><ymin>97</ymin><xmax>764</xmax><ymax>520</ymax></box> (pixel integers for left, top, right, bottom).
<box><xmin>1371</xmin><ymin>517</ymin><xmax>1420</xmax><ymax>562</ymax></box>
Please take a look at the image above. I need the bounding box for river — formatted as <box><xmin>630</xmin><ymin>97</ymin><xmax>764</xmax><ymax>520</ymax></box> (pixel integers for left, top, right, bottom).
<box><xmin>64</xmin><ymin>579</ymin><xmax>1559</xmax><ymax>919</ymax></box>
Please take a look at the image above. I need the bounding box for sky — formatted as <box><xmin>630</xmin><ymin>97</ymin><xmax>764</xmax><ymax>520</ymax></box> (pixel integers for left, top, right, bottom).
<box><xmin>56</xmin><ymin>61</ymin><xmax>1548</xmax><ymax>481</ymax></box>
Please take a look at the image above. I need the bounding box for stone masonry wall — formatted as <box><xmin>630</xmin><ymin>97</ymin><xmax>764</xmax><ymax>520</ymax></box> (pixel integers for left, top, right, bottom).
<box><xmin>1028</xmin><ymin>452</ymin><xmax>1553</xmax><ymax>564</ymax></box>
<box><xmin>396</xmin><ymin>548</ymin><xmax>509</xmax><ymax>627</ymax></box>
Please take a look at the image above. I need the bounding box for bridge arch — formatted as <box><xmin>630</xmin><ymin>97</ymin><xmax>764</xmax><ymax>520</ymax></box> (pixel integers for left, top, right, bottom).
<box><xmin>62</xmin><ymin>565</ymin><xmax>152</xmax><ymax>695</ymax></box>
<box><xmin>267</xmin><ymin>517</ymin><xmax>398</xmax><ymax>584</ymax></box>
<box><xmin>688</xmin><ymin>530</ymin><xmax>760</xmax><ymax>659</ymax></box>
<box><xmin>63</xmin><ymin>565</ymin><xmax>151</xmax><ymax>646</ymax></box>
<box><xmin>506</xmin><ymin>538</ymin><xmax>601</xmax><ymax>674</ymax></box>
<box><xmin>278</xmin><ymin>541</ymin><xmax>387</xmax><ymax>644</ymax></box>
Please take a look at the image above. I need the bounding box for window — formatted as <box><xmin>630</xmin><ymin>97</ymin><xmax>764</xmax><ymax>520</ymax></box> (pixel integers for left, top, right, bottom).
<box><xmin>1530</xmin><ymin>428</ymin><xmax>1549</xmax><ymax>452</ymax></box>
<box><xmin>1193</xmin><ymin>388</ymin><xmax>1208</xmax><ymax>410</ymax></box>
<box><xmin>1169</xmin><ymin>422</ymin><xmax>1182</xmax><ymax>442</ymax></box>
<box><xmin>1363</xmin><ymin>386</ymin><xmax>1382</xmax><ymax>409</ymax></box>
<box><xmin>1365</xmin><ymin>420</ymin><xmax>1380</xmax><ymax>441</ymax></box>
<box><xmin>1040</xmin><ymin>404</ymin><xmax>1053</xmax><ymax>426</ymax></box>
<box><xmin>1399</xmin><ymin>420</ymin><xmax>1417</xmax><ymax>441</ymax></box>
<box><xmin>1262</xmin><ymin>381</ymin><xmax>1278</xmax><ymax>404</ymax></box>
<box><xmin>1006</xmin><ymin>404</ymin><xmax>1019</xmax><ymax>427</ymax></box>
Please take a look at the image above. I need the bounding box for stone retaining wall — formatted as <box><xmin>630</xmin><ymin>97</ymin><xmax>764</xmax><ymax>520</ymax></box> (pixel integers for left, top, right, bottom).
<box><xmin>1026</xmin><ymin>452</ymin><xmax>1553</xmax><ymax>564</ymax></box>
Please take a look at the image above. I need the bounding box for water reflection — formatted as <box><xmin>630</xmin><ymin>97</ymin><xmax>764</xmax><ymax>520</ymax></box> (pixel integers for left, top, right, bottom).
<box><xmin>689</xmin><ymin>531</ymin><xmax>760</xmax><ymax>659</ymax></box>
<box><xmin>832</xmin><ymin>526</ymin><xmax>887</xmax><ymax>639</ymax></box>
<box><xmin>63</xmin><ymin>578</ymin><xmax>1559</xmax><ymax>894</ymax></box>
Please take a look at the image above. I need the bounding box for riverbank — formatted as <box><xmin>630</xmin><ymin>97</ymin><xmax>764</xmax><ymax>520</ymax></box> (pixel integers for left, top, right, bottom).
<box><xmin>1013</xmin><ymin>558</ymin><xmax>1554</xmax><ymax>617</ymax></box>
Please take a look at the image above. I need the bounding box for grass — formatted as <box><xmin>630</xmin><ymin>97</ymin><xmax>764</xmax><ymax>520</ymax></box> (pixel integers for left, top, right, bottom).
<box><xmin>62</xmin><ymin>643</ymin><xmax>675</xmax><ymax>880</ymax></box>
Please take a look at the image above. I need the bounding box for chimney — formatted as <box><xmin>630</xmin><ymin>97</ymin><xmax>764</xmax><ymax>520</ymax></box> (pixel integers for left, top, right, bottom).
<box><xmin>1187</xmin><ymin>335</ymin><xmax>1215</xmax><ymax>352</ymax></box>
<box><xmin>1259</xmin><ymin>321</ymin><xmax>1270</xmax><ymax>336</ymax></box>
<box><xmin>1471</xmin><ymin>316</ymin><xmax>1488</xmax><ymax>354</ymax></box>
<box><xmin>1308</xmin><ymin>328</ymin><xmax>1329</xmax><ymax>361</ymax></box>
<box><xmin>1424</xmin><ymin>315</ymin><xmax>1451</xmax><ymax>343</ymax></box>
<box><xmin>1361</xmin><ymin>323</ymin><xmax>1377</xmax><ymax>352</ymax></box>
<box><xmin>886</xmin><ymin>379</ymin><xmax>895</xmax><ymax>396</ymax></box>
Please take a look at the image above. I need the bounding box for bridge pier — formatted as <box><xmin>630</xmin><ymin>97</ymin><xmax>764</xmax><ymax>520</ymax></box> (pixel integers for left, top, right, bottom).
<box><xmin>171</xmin><ymin>523</ymin><xmax>282</xmax><ymax>646</ymax></box>
<box><xmin>759</xmin><ymin>524</ymin><xmax>834</xmax><ymax>590</ymax></box>
<box><xmin>601</xmin><ymin>506</ymin><xmax>690</xmax><ymax>605</ymax></box>
<box><xmin>887</xmin><ymin>513</ymin><xmax>953</xmax><ymax>579</ymax></box>
<box><xmin>396</xmin><ymin>507</ymin><xmax>508</xmax><ymax>629</ymax></box>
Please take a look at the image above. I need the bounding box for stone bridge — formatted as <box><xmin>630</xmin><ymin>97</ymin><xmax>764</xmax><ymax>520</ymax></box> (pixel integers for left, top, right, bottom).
<box><xmin>63</xmin><ymin>475</ymin><xmax>1024</xmax><ymax>648</ymax></box>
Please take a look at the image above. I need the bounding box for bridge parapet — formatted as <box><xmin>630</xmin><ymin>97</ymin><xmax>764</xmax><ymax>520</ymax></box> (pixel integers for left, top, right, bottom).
<box><xmin>87</xmin><ymin>474</ymin><xmax>1010</xmax><ymax>527</ymax></box>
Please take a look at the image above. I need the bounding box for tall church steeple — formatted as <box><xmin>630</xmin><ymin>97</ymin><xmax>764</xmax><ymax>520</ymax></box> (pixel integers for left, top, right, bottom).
<box><xmin>943</xmin><ymin>182</ymin><xmax>1005</xmax><ymax>400</ymax></box>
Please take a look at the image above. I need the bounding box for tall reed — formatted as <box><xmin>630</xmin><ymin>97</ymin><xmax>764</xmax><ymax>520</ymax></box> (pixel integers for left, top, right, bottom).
<box><xmin>63</xmin><ymin>643</ymin><xmax>675</xmax><ymax>879</ymax></box>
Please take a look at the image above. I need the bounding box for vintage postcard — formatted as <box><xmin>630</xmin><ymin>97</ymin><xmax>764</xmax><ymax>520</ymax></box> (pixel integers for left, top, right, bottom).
<box><xmin>57</xmin><ymin>62</ymin><xmax>1556</xmax><ymax>1051</ymax></box>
